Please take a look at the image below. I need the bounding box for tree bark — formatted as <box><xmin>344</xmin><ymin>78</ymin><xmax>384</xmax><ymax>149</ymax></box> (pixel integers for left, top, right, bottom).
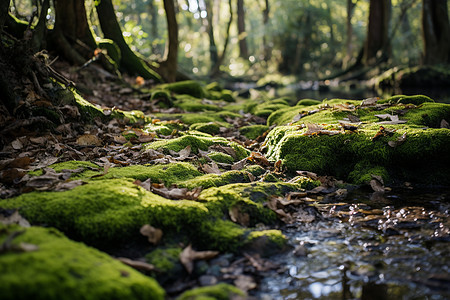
<box><xmin>210</xmin><ymin>0</ymin><xmax>233</xmax><ymax>77</ymax></box>
<box><xmin>96</xmin><ymin>0</ymin><xmax>162</xmax><ymax>82</ymax></box>
<box><xmin>262</xmin><ymin>0</ymin><xmax>270</xmax><ymax>61</ymax></box>
<box><xmin>363</xmin><ymin>0</ymin><xmax>391</xmax><ymax>65</ymax></box>
<box><xmin>237</xmin><ymin>0</ymin><xmax>248</xmax><ymax>59</ymax></box>
<box><xmin>205</xmin><ymin>0</ymin><xmax>218</xmax><ymax>67</ymax></box>
<box><xmin>159</xmin><ymin>0</ymin><xmax>179</xmax><ymax>82</ymax></box>
<box><xmin>342</xmin><ymin>0</ymin><xmax>356</xmax><ymax>69</ymax></box>
<box><xmin>422</xmin><ymin>0</ymin><xmax>450</xmax><ymax>64</ymax></box>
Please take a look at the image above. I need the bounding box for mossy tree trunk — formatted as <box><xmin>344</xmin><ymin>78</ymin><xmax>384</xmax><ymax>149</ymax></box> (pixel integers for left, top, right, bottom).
<box><xmin>422</xmin><ymin>0</ymin><xmax>450</xmax><ymax>64</ymax></box>
<box><xmin>158</xmin><ymin>0</ymin><xmax>179</xmax><ymax>83</ymax></box>
<box><xmin>237</xmin><ymin>0</ymin><xmax>248</xmax><ymax>59</ymax></box>
<box><xmin>52</xmin><ymin>0</ymin><xmax>97</xmax><ymax>65</ymax></box>
<box><xmin>96</xmin><ymin>0</ymin><xmax>162</xmax><ymax>82</ymax></box>
<box><xmin>363</xmin><ymin>0</ymin><xmax>391</xmax><ymax>65</ymax></box>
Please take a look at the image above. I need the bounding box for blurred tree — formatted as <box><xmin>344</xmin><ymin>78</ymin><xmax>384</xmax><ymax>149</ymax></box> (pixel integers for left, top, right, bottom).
<box><xmin>52</xmin><ymin>0</ymin><xmax>97</xmax><ymax>64</ymax></box>
<box><xmin>237</xmin><ymin>0</ymin><xmax>248</xmax><ymax>59</ymax></box>
<box><xmin>158</xmin><ymin>0</ymin><xmax>179</xmax><ymax>82</ymax></box>
<box><xmin>96</xmin><ymin>0</ymin><xmax>162</xmax><ymax>81</ymax></box>
<box><xmin>422</xmin><ymin>0</ymin><xmax>450</xmax><ymax>64</ymax></box>
<box><xmin>363</xmin><ymin>0</ymin><xmax>391</xmax><ymax>65</ymax></box>
<box><xmin>343</xmin><ymin>0</ymin><xmax>358</xmax><ymax>69</ymax></box>
<box><xmin>0</xmin><ymin>0</ymin><xmax>10</xmax><ymax>32</ymax></box>
<box><xmin>205</xmin><ymin>0</ymin><xmax>219</xmax><ymax>68</ymax></box>
<box><xmin>262</xmin><ymin>0</ymin><xmax>270</xmax><ymax>61</ymax></box>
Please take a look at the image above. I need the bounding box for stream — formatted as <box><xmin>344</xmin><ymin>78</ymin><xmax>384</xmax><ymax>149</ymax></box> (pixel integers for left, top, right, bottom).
<box><xmin>258</xmin><ymin>188</ymin><xmax>450</xmax><ymax>299</ymax></box>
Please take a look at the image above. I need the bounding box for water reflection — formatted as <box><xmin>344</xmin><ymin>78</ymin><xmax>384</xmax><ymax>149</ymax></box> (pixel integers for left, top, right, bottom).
<box><xmin>259</xmin><ymin>189</ymin><xmax>450</xmax><ymax>299</ymax></box>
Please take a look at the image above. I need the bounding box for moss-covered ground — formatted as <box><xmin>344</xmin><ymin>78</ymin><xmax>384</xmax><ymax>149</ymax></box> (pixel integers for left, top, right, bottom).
<box><xmin>1</xmin><ymin>79</ymin><xmax>449</xmax><ymax>299</ymax></box>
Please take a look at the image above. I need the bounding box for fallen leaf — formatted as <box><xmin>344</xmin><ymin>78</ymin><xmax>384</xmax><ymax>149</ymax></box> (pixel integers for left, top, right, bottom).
<box><xmin>234</xmin><ymin>275</ymin><xmax>257</xmax><ymax>292</ymax></box>
<box><xmin>152</xmin><ymin>185</ymin><xmax>189</xmax><ymax>200</ymax></box>
<box><xmin>117</xmin><ymin>257</ymin><xmax>155</xmax><ymax>272</ymax></box>
<box><xmin>201</xmin><ymin>162</ymin><xmax>222</xmax><ymax>174</ymax></box>
<box><xmin>0</xmin><ymin>210</ymin><xmax>30</xmax><ymax>227</ymax></box>
<box><xmin>179</xmin><ymin>244</ymin><xmax>219</xmax><ymax>274</ymax></box>
<box><xmin>209</xmin><ymin>145</ymin><xmax>236</xmax><ymax>159</ymax></box>
<box><xmin>229</xmin><ymin>205</ymin><xmax>250</xmax><ymax>227</ymax></box>
<box><xmin>76</xmin><ymin>134</ymin><xmax>102</xmax><ymax>146</ymax></box>
<box><xmin>11</xmin><ymin>139</ymin><xmax>24</xmax><ymax>150</ymax></box>
<box><xmin>360</xmin><ymin>97</ymin><xmax>379</xmax><ymax>107</ymax></box>
<box><xmin>441</xmin><ymin>119</ymin><xmax>450</xmax><ymax>129</ymax></box>
<box><xmin>388</xmin><ymin>132</ymin><xmax>407</xmax><ymax>148</ymax></box>
<box><xmin>347</xmin><ymin>114</ymin><xmax>361</xmax><ymax>123</ymax></box>
<box><xmin>140</xmin><ymin>224</ymin><xmax>163</xmax><ymax>245</ymax></box>
<box><xmin>54</xmin><ymin>180</ymin><xmax>85</xmax><ymax>191</ymax></box>
<box><xmin>232</xmin><ymin>158</ymin><xmax>247</xmax><ymax>170</ymax></box>
<box><xmin>375</xmin><ymin>114</ymin><xmax>407</xmax><ymax>125</ymax></box>
<box><xmin>170</xmin><ymin>145</ymin><xmax>191</xmax><ymax>160</ymax></box>
<box><xmin>248</xmin><ymin>152</ymin><xmax>271</xmax><ymax>167</ymax></box>
<box><xmin>370</xmin><ymin>175</ymin><xmax>385</xmax><ymax>193</ymax></box>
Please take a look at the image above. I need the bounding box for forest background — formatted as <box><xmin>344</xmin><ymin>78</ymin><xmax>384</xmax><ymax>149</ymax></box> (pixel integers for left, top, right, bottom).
<box><xmin>4</xmin><ymin>0</ymin><xmax>450</xmax><ymax>88</ymax></box>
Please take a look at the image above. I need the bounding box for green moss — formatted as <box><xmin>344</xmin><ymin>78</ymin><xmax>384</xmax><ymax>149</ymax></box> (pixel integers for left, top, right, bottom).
<box><xmin>243</xmin><ymin>229</ymin><xmax>287</xmax><ymax>256</ymax></box>
<box><xmin>205</xmin><ymin>82</ymin><xmax>223</xmax><ymax>92</ymax></box>
<box><xmin>190</xmin><ymin>122</ymin><xmax>225</xmax><ymax>135</ymax></box>
<box><xmin>207</xmin><ymin>152</ymin><xmax>234</xmax><ymax>164</ymax></box>
<box><xmin>98</xmin><ymin>38</ymin><xmax>121</xmax><ymax>64</ymax></box>
<box><xmin>111</xmin><ymin>109</ymin><xmax>148</xmax><ymax>124</ymax></box>
<box><xmin>0</xmin><ymin>179</ymin><xmax>210</xmax><ymax>244</ymax></box>
<box><xmin>100</xmin><ymin>163</ymin><xmax>202</xmax><ymax>186</ymax></box>
<box><xmin>0</xmin><ymin>224</ymin><xmax>164</xmax><ymax>300</ymax></box>
<box><xmin>239</xmin><ymin>125</ymin><xmax>269</xmax><ymax>140</ymax></box>
<box><xmin>265</xmin><ymin>124</ymin><xmax>450</xmax><ymax>184</ymax></box>
<box><xmin>174</xmin><ymin>95</ymin><xmax>222</xmax><ymax>112</ymax></box>
<box><xmin>73</xmin><ymin>90</ymin><xmax>105</xmax><ymax>120</ymax></box>
<box><xmin>179</xmin><ymin>168</ymin><xmax>259</xmax><ymax>189</ymax></box>
<box><xmin>154</xmin><ymin>111</ymin><xmax>241</xmax><ymax>125</ymax></box>
<box><xmin>145</xmin><ymin>121</ymin><xmax>184</xmax><ymax>136</ymax></box>
<box><xmin>296</xmin><ymin>99</ymin><xmax>322</xmax><ymax>106</ymax></box>
<box><xmin>403</xmin><ymin>102</ymin><xmax>450</xmax><ymax>128</ymax></box>
<box><xmin>382</xmin><ymin>94</ymin><xmax>434</xmax><ymax>105</ymax></box>
<box><xmin>348</xmin><ymin>162</ymin><xmax>390</xmax><ymax>185</ymax></box>
<box><xmin>145</xmin><ymin>135</ymin><xmax>249</xmax><ymax>160</ymax></box>
<box><xmin>177</xmin><ymin>283</ymin><xmax>244</xmax><ymax>300</ymax></box>
<box><xmin>146</xmin><ymin>247</ymin><xmax>182</xmax><ymax>273</ymax></box>
<box><xmin>29</xmin><ymin>161</ymin><xmax>102</xmax><ymax>178</ymax></box>
<box><xmin>252</xmin><ymin>100</ymin><xmax>290</xmax><ymax>118</ymax></box>
<box><xmin>150</xmin><ymin>89</ymin><xmax>173</xmax><ymax>107</ymax></box>
<box><xmin>159</xmin><ymin>80</ymin><xmax>206</xmax><ymax>99</ymax></box>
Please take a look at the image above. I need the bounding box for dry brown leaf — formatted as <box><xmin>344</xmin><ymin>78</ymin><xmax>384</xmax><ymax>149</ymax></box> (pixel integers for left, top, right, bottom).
<box><xmin>388</xmin><ymin>132</ymin><xmax>407</xmax><ymax>148</ymax></box>
<box><xmin>234</xmin><ymin>275</ymin><xmax>257</xmax><ymax>292</ymax></box>
<box><xmin>360</xmin><ymin>97</ymin><xmax>379</xmax><ymax>107</ymax></box>
<box><xmin>209</xmin><ymin>145</ymin><xmax>236</xmax><ymax>159</ymax></box>
<box><xmin>229</xmin><ymin>206</ymin><xmax>250</xmax><ymax>227</ymax></box>
<box><xmin>248</xmin><ymin>152</ymin><xmax>271</xmax><ymax>167</ymax></box>
<box><xmin>0</xmin><ymin>210</ymin><xmax>30</xmax><ymax>227</ymax></box>
<box><xmin>0</xmin><ymin>157</ymin><xmax>32</xmax><ymax>170</ymax></box>
<box><xmin>201</xmin><ymin>162</ymin><xmax>222</xmax><ymax>174</ymax></box>
<box><xmin>441</xmin><ymin>119</ymin><xmax>450</xmax><ymax>129</ymax></box>
<box><xmin>11</xmin><ymin>139</ymin><xmax>24</xmax><ymax>150</ymax></box>
<box><xmin>113</xmin><ymin>135</ymin><xmax>128</xmax><ymax>144</ymax></box>
<box><xmin>76</xmin><ymin>134</ymin><xmax>102</xmax><ymax>146</ymax></box>
<box><xmin>151</xmin><ymin>185</ymin><xmax>189</xmax><ymax>200</ymax></box>
<box><xmin>117</xmin><ymin>257</ymin><xmax>155</xmax><ymax>272</ymax></box>
<box><xmin>171</xmin><ymin>145</ymin><xmax>191</xmax><ymax>160</ymax></box>
<box><xmin>54</xmin><ymin>180</ymin><xmax>85</xmax><ymax>191</ymax></box>
<box><xmin>375</xmin><ymin>114</ymin><xmax>407</xmax><ymax>125</ymax></box>
<box><xmin>370</xmin><ymin>175</ymin><xmax>385</xmax><ymax>193</ymax></box>
<box><xmin>232</xmin><ymin>158</ymin><xmax>247</xmax><ymax>170</ymax></box>
<box><xmin>140</xmin><ymin>224</ymin><xmax>163</xmax><ymax>245</ymax></box>
<box><xmin>186</xmin><ymin>187</ymin><xmax>202</xmax><ymax>200</ymax></box>
<box><xmin>179</xmin><ymin>244</ymin><xmax>219</xmax><ymax>274</ymax></box>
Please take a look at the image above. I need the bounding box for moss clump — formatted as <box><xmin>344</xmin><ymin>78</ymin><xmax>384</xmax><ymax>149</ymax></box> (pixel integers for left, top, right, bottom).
<box><xmin>98</xmin><ymin>38</ymin><xmax>121</xmax><ymax>64</ymax></box>
<box><xmin>99</xmin><ymin>163</ymin><xmax>202</xmax><ymax>186</ymax></box>
<box><xmin>174</xmin><ymin>95</ymin><xmax>222</xmax><ymax>112</ymax></box>
<box><xmin>296</xmin><ymin>99</ymin><xmax>322</xmax><ymax>106</ymax></box>
<box><xmin>177</xmin><ymin>283</ymin><xmax>244</xmax><ymax>300</ymax></box>
<box><xmin>207</xmin><ymin>151</ymin><xmax>234</xmax><ymax>164</ymax></box>
<box><xmin>145</xmin><ymin>121</ymin><xmax>184</xmax><ymax>136</ymax></box>
<box><xmin>145</xmin><ymin>135</ymin><xmax>249</xmax><ymax>160</ymax></box>
<box><xmin>382</xmin><ymin>94</ymin><xmax>434</xmax><ymax>105</ymax></box>
<box><xmin>159</xmin><ymin>80</ymin><xmax>206</xmax><ymax>99</ymax></box>
<box><xmin>239</xmin><ymin>125</ymin><xmax>269</xmax><ymax>140</ymax></box>
<box><xmin>190</xmin><ymin>122</ymin><xmax>224</xmax><ymax>135</ymax></box>
<box><xmin>145</xmin><ymin>247</ymin><xmax>183</xmax><ymax>283</ymax></box>
<box><xmin>179</xmin><ymin>168</ymin><xmax>259</xmax><ymax>189</ymax></box>
<box><xmin>243</xmin><ymin>229</ymin><xmax>287</xmax><ymax>256</ymax></box>
<box><xmin>0</xmin><ymin>224</ymin><xmax>164</xmax><ymax>300</ymax></box>
<box><xmin>111</xmin><ymin>109</ymin><xmax>148</xmax><ymax>124</ymax></box>
<box><xmin>252</xmin><ymin>99</ymin><xmax>290</xmax><ymax>118</ymax></box>
<box><xmin>265</xmin><ymin>119</ymin><xmax>450</xmax><ymax>185</ymax></box>
<box><xmin>0</xmin><ymin>179</ymin><xmax>210</xmax><ymax>244</ymax></box>
<box><xmin>29</xmin><ymin>160</ymin><xmax>102</xmax><ymax>177</ymax></box>
<box><xmin>150</xmin><ymin>89</ymin><xmax>173</xmax><ymax>107</ymax></box>
<box><xmin>154</xmin><ymin>111</ymin><xmax>241</xmax><ymax>126</ymax></box>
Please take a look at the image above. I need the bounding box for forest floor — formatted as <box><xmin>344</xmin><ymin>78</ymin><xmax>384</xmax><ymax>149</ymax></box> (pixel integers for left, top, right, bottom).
<box><xmin>1</xmin><ymin>57</ymin><xmax>450</xmax><ymax>299</ymax></box>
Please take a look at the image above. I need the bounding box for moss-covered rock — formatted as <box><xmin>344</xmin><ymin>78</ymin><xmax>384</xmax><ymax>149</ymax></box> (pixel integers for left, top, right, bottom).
<box><xmin>99</xmin><ymin>163</ymin><xmax>202</xmax><ymax>186</ymax></box>
<box><xmin>174</xmin><ymin>95</ymin><xmax>222</xmax><ymax>112</ymax></box>
<box><xmin>145</xmin><ymin>246</ymin><xmax>183</xmax><ymax>283</ymax></box>
<box><xmin>177</xmin><ymin>283</ymin><xmax>244</xmax><ymax>300</ymax></box>
<box><xmin>207</xmin><ymin>151</ymin><xmax>234</xmax><ymax>164</ymax></box>
<box><xmin>159</xmin><ymin>80</ymin><xmax>207</xmax><ymax>99</ymax></box>
<box><xmin>154</xmin><ymin>111</ymin><xmax>242</xmax><ymax>126</ymax></box>
<box><xmin>264</xmin><ymin>97</ymin><xmax>450</xmax><ymax>185</ymax></box>
<box><xmin>145</xmin><ymin>135</ymin><xmax>249</xmax><ymax>161</ymax></box>
<box><xmin>0</xmin><ymin>224</ymin><xmax>164</xmax><ymax>300</ymax></box>
<box><xmin>150</xmin><ymin>89</ymin><xmax>173</xmax><ymax>108</ymax></box>
<box><xmin>239</xmin><ymin>125</ymin><xmax>269</xmax><ymax>140</ymax></box>
<box><xmin>190</xmin><ymin>122</ymin><xmax>225</xmax><ymax>135</ymax></box>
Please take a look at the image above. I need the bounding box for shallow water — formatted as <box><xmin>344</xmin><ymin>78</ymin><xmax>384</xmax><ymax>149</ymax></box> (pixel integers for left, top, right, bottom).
<box><xmin>259</xmin><ymin>188</ymin><xmax>450</xmax><ymax>299</ymax></box>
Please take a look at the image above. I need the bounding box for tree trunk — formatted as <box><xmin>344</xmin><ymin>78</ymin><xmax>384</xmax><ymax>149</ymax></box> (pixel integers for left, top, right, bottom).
<box><xmin>237</xmin><ymin>0</ymin><xmax>248</xmax><ymax>59</ymax></box>
<box><xmin>262</xmin><ymin>0</ymin><xmax>270</xmax><ymax>61</ymax></box>
<box><xmin>363</xmin><ymin>0</ymin><xmax>391</xmax><ymax>65</ymax></box>
<box><xmin>422</xmin><ymin>0</ymin><xmax>450</xmax><ymax>64</ymax></box>
<box><xmin>158</xmin><ymin>0</ymin><xmax>179</xmax><ymax>82</ymax></box>
<box><xmin>148</xmin><ymin>0</ymin><xmax>160</xmax><ymax>54</ymax></box>
<box><xmin>342</xmin><ymin>0</ymin><xmax>356</xmax><ymax>69</ymax></box>
<box><xmin>205</xmin><ymin>0</ymin><xmax>218</xmax><ymax>68</ymax></box>
<box><xmin>210</xmin><ymin>0</ymin><xmax>233</xmax><ymax>77</ymax></box>
<box><xmin>96</xmin><ymin>0</ymin><xmax>161</xmax><ymax>82</ymax></box>
<box><xmin>52</xmin><ymin>0</ymin><xmax>97</xmax><ymax>64</ymax></box>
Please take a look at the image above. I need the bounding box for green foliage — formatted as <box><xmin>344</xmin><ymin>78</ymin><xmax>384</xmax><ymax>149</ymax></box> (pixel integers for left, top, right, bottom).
<box><xmin>177</xmin><ymin>283</ymin><xmax>244</xmax><ymax>300</ymax></box>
